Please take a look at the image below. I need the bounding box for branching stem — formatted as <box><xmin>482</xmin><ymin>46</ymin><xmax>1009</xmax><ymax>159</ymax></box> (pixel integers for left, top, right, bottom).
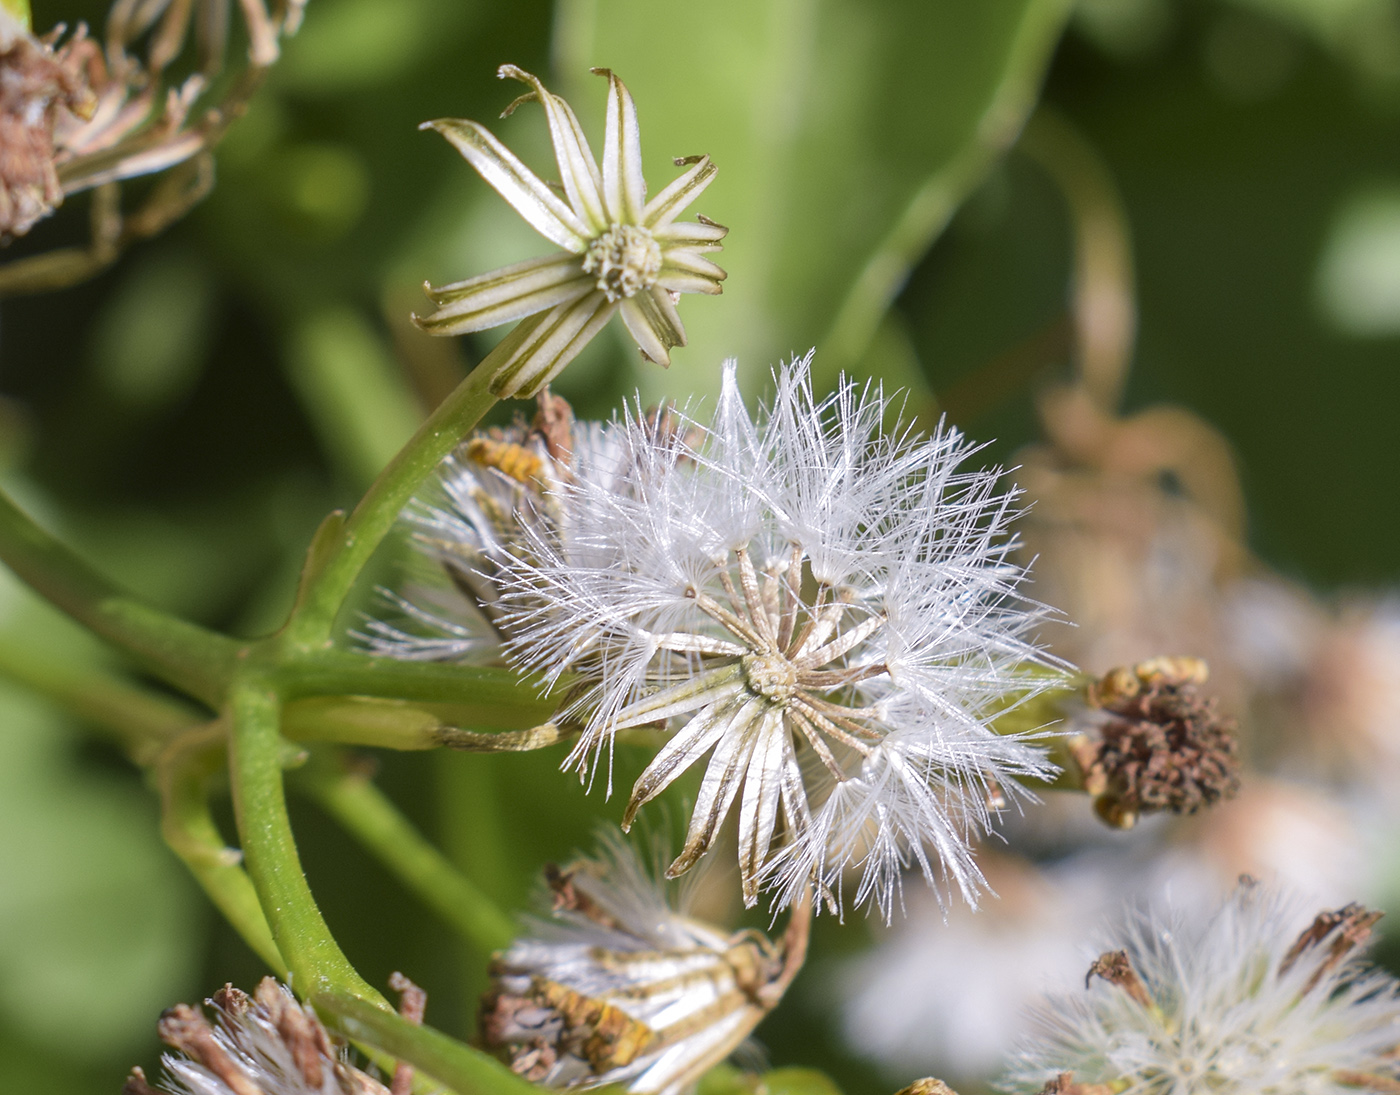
<box><xmin>228</xmin><ymin>677</ymin><xmax>384</xmax><ymax>1002</ymax></box>
<box><xmin>0</xmin><ymin>487</ymin><xmax>240</xmax><ymax>705</ymax></box>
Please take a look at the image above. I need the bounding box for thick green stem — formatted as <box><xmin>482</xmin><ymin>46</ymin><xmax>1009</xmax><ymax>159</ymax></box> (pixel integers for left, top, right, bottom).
<box><xmin>0</xmin><ymin>637</ymin><xmax>200</xmax><ymax>758</ymax></box>
<box><xmin>296</xmin><ymin>752</ymin><xmax>516</xmax><ymax>956</ymax></box>
<box><xmin>316</xmin><ymin>991</ymin><xmax>541</xmax><ymax>1095</ymax></box>
<box><xmin>278</xmin><ymin>648</ymin><xmax>560</xmax><ymax>716</ymax></box>
<box><xmin>228</xmin><ymin>677</ymin><xmax>384</xmax><ymax>1002</ymax></box>
<box><xmin>0</xmin><ymin>487</ymin><xmax>240</xmax><ymax>705</ymax></box>
<box><xmin>158</xmin><ymin>725</ymin><xmax>287</xmax><ymax>975</ymax></box>
<box><xmin>285</xmin><ymin>354</ymin><xmax>501</xmax><ymax>648</ymax></box>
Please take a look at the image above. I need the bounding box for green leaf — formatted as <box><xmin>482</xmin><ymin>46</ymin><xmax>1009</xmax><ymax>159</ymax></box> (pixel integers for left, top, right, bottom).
<box><xmin>0</xmin><ymin>677</ymin><xmax>198</xmax><ymax>1061</ymax></box>
<box><xmin>554</xmin><ymin>0</ymin><xmax>1072</xmax><ymax>399</ymax></box>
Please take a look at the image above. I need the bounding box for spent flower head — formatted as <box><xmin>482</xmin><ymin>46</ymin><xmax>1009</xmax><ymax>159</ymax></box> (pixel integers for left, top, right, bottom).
<box><xmin>125</xmin><ymin>978</ymin><xmax>387</xmax><ymax>1095</ymax></box>
<box><xmin>480</xmin><ymin>833</ymin><xmax>807</xmax><ymax>1095</ymax></box>
<box><xmin>417</xmin><ymin>65</ymin><xmax>727</xmax><ymax>398</ymax></box>
<box><xmin>1001</xmin><ymin>882</ymin><xmax>1400</xmax><ymax>1095</ymax></box>
<box><xmin>458</xmin><ymin>353</ymin><xmax>1062</xmax><ymax>917</ymax></box>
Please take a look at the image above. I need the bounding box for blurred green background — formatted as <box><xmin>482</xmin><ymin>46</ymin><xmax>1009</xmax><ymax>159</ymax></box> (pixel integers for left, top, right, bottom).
<box><xmin>2</xmin><ymin>0</ymin><xmax>1400</xmax><ymax>1091</ymax></box>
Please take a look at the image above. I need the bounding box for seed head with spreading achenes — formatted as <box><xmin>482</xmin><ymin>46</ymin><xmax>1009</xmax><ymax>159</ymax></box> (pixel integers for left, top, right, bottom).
<box><xmin>486</xmin><ymin>354</ymin><xmax>1063</xmax><ymax>917</ymax></box>
<box><xmin>416</xmin><ymin>65</ymin><xmax>727</xmax><ymax>398</ymax></box>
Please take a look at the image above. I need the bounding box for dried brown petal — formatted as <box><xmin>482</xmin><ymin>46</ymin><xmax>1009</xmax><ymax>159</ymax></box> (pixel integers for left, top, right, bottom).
<box><xmin>1281</xmin><ymin>902</ymin><xmax>1384</xmax><ymax>996</ymax></box>
<box><xmin>1035</xmin><ymin>1072</ymin><xmax>1116</xmax><ymax>1095</ymax></box>
<box><xmin>534</xmin><ymin>389</ymin><xmax>576</xmax><ymax>466</ymax></box>
<box><xmin>1086</xmin><ymin>950</ymin><xmax>1154</xmax><ymax>1009</ymax></box>
<box><xmin>123</xmin><ymin>1066</ymin><xmax>161</xmax><ymax>1095</ymax></box>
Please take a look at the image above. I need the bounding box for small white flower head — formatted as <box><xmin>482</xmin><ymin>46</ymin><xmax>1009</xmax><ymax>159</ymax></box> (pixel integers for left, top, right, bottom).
<box><xmin>1001</xmin><ymin>882</ymin><xmax>1400</xmax><ymax>1095</ymax></box>
<box><xmin>125</xmin><ymin>978</ymin><xmax>387</xmax><ymax>1095</ymax></box>
<box><xmin>495</xmin><ymin>353</ymin><xmax>1063</xmax><ymax>918</ymax></box>
<box><xmin>416</xmin><ymin>65</ymin><xmax>728</xmax><ymax>399</ymax></box>
<box><xmin>480</xmin><ymin>833</ymin><xmax>806</xmax><ymax>1095</ymax></box>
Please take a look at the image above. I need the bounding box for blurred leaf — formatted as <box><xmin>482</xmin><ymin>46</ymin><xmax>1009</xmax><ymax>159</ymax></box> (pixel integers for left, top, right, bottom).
<box><xmin>90</xmin><ymin>250</ymin><xmax>215</xmax><ymax>413</ymax></box>
<box><xmin>699</xmin><ymin>1064</ymin><xmax>847</xmax><ymax>1095</ymax></box>
<box><xmin>554</xmin><ymin>0</ymin><xmax>1072</xmax><ymax>400</ymax></box>
<box><xmin>277</xmin><ymin>0</ymin><xmax>476</xmax><ymax>94</ymax></box>
<box><xmin>0</xmin><ymin>587</ymin><xmax>198</xmax><ymax>1061</ymax></box>
<box><xmin>288</xmin><ymin>307</ymin><xmax>423</xmax><ymax>487</ymax></box>
<box><xmin>1314</xmin><ymin>185</ymin><xmax>1400</xmax><ymax>336</ymax></box>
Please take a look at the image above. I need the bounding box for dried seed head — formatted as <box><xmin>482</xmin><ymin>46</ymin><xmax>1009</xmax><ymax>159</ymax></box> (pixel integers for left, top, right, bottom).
<box><xmin>131</xmin><ymin>978</ymin><xmax>389</xmax><ymax>1095</ymax></box>
<box><xmin>893</xmin><ymin>1080</ymin><xmax>962</xmax><ymax>1095</ymax></box>
<box><xmin>479</xmin><ymin>834</ymin><xmax>809</xmax><ymax>1093</ymax></box>
<box><xmin>1075</xmin><ymin>656</ymin><xmax>1240</xmax><ymax>828</ymax></box>
<box><xmin>0</xmin><ymin>15</ymin><xmax>99</xmax><ymax>239</ymax></box>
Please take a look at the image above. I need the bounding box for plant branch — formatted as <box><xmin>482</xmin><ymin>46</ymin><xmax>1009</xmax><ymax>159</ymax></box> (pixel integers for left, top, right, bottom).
<box><xmin>284</xmin><ymin>352</ymin><xmax>502</xmax><ymax>649</ymax></box>
<box><xmin>277</xmin><ymin>648</ymin><xmax>560</xmax><ymax>715</ymax></box>
<box><xmin>157</xmin><ymin>724</ymin><xmax>288</xmax><ymax>975</ymax></box>
<box><xmin>295</xmin><ymin>751</ymin><xmax>517</xmax><ymax>956</ymax></box>
<box><xmin>0</xmin><ymin>487</ymin><xmax>240</xmax><ymax>705</ymax></box>
<box><xmin>227</xmin><ymin>676</ymin><xmax>384</xmax><ymax>1002</ymax></box>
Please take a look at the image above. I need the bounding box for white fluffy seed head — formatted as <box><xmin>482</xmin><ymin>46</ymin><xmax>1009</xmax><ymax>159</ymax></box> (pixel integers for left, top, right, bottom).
<box><xmin>491</xmin><ymin>353</ymin><xmax>1065</xmax><ymax>918</ymax></box>
<box><xmin>1001</xmin><ymin>883</ymin><xmax>1400</xmax><ymax>1095</ymax></box>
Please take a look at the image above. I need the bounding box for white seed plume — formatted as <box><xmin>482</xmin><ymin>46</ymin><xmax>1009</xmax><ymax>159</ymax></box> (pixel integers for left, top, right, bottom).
<box><xmin>1001</xmin><ymin>882</ymin><xmax>1400</xmax><ymax>1095</ymax></box>
<box><xmin>495</xmin><ymin>353</ymin><xmax>1061</xmax><ymax>917</ymax></box>
<box><xmin>481</xmin><ymin>833</ymin><xmax>806</xmax><ymax>1095</ymax></box>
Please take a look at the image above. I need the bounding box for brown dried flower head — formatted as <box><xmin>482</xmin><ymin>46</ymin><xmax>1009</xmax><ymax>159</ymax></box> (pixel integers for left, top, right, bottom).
<box><xmin>0</xmin><ymin>12</ymin><xmax>99</xmax><ymax>239</ymax></box>
<box><xmin>1074</xmin><ymin>655</ymin><xmax>1241</xmax><ymax>828</ymax></box>
<box><xmin>124</xmin><ymin>977</ymin><xmax>388</xmax><ymax>1095</ymax></box>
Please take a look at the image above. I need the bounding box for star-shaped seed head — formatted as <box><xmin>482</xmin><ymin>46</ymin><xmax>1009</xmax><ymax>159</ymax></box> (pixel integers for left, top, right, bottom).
<box><xmin>416</xmin><ymin>65</ymin><xmax>728</xmax><ymax>399</ymax></box>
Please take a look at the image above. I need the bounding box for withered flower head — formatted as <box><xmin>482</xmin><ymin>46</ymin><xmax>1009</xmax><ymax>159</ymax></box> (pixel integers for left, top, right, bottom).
<box><xmin>1073</xmin><ymin>655</ymin><xmax>1240</xmax><ymax>828</ymax></box>
<box><xmin>480</xmin><ymin>834</ymin><xmax>808</xmax><ymax>1095</ymax></box>
<box><xmin>125</xmin><ymin>978</ymin><xmax>388</xmax><ymax>1095</ymax></box>
<box><xmin>0</xmin><ymin>10</ymin><xmax>98</xmax><ymax>239</ymax></box>
<box><xmin>1002</xmin><ymin>882</ymin><xmax>1400</xmax><ymax>1095</ymax></box>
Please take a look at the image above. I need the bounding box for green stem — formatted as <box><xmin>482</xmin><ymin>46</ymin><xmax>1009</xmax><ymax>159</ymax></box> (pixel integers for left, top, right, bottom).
<box><xmin>295</xmin><ymin>751</ymin><xmax>516</xmax><ymax>956</ymax></box>
<box><xmin>0</xmin><ymin>487</ymin><xmax>240</xmax><ymax>705</ymax></box>
<box><xmin>278</xmin><ymin>648</ymin><xmax>559</xmax><ymax>716</ymax></box>
<box><xmin>0</xmin><ymin>637</ymin><xmax>200</xmax><ymax>758</ymax></box>
<box><xmin>285</xmin><ymin>353</ymin><xmax>501</xmax><ymax>649</ymax></box>
<box><xmin>316</xmin><ymin>991</ymin><xmax>541</xmax><ymax>1095</ymax></box>
<box><xmin>158</xmin><ymin>725</ymin><xmax>287</xmax><ymax>976</ymax></box>
<box><xmin>227</xmin><ymin>676</ymin><xmax>383</xmax><ymax>1001</ymax></box>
